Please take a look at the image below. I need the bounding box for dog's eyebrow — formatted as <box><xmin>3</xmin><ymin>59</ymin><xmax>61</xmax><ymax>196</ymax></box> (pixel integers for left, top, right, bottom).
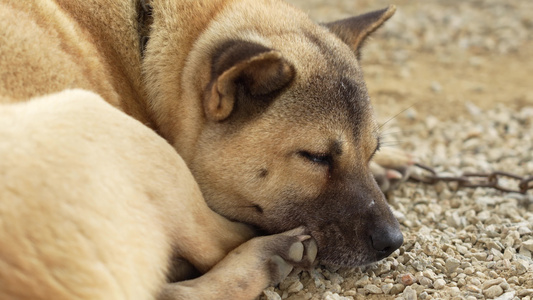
<box><xmin>332</xmin><ymin>140</ymin><xmax>344</xmax><ymax>156</ymax></box>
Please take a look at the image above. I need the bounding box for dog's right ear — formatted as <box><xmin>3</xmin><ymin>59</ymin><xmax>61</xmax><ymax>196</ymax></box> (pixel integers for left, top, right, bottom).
<box><xmin>325</xmin><ymin>5</ymin><xmax>396</xmax><ymax>59</ymax></box>
<box><xmin>204</xmin><ymin>41</ymin><xmax>294</xmax><ymax>122</ymax></box>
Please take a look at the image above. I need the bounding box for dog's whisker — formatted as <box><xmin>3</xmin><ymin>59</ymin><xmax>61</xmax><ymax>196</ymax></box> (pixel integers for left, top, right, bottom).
<box><xmin>378</xmin><ymin>131</ymin><xmax>402</xmax><ymax>137</ymax></box>
<box><xmin>378</xmin><ymin>102</ymin><xmax>419</xmax><ymax>131</ymax></box>
<box><xmin>379</xmin><ymin>142</ymin><xmax>403</xmax><ymax>149</ymax></box>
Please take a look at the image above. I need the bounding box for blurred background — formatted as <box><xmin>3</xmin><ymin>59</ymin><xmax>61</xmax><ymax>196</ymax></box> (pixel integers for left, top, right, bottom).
<box><xmin>286</xmin><ymin>0</ymin><xmax>532</xmax><ymax>126</ymax></box>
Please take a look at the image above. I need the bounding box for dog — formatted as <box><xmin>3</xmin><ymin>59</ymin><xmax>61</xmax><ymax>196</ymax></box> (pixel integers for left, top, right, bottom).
<box><xmin>0</xmin><ymin>0</ymin><xmax>405</xmax><ymax>299</ymax></box>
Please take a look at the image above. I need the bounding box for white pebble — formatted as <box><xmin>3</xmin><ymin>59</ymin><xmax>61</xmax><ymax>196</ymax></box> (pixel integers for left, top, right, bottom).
<box><xmin>484</xmin><ymin>285</ymin><xmax>504</xmax><ymax>298</ymax></box>
<box><xmin>262</xmin><ymin>289</ymin><xmax>282</xmax><ymax>300</ymax></box>
<box><xmin>445</xmin><ymin>257</ymin><xmax>461</xmax><ymax>273</ymax></box>
<box><xmin>402</xmin><ymin>286</ymin><xmax>417</xmax><ymax>300</ymax></box>
<box><xmin>364</xmin><ymin>284</ymin><xmax>382</xmax><ymax>294</ymax></box>
<box><xmin>522</xmin><ymin>240</ymin><xmax>533</xmax><ymax>252</ymax></box>
<box><xmin>382</xmin><ymin>283</ymin><xmax>394</xmax><ymax>294</ymax></box>
<box><xmin>434</xmin><ymin>279</ymin><xmax>446</xmax><ymax>290</ymax></box>
<box><xmin>483</xmin><ymin>278</ymin><xmax>504</xmax><ymax>289</ymax></box>
<box><xmin>495</xmin><ymin>292</ymin><xmax>516</xmax><ymax>300</ymax></box>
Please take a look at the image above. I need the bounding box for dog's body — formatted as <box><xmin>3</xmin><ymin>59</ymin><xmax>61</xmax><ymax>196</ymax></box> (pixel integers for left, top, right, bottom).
<box><xmin>0</xmin><ymin>0</ymin><xmax>405</xmax><ymax>299</ymax></box>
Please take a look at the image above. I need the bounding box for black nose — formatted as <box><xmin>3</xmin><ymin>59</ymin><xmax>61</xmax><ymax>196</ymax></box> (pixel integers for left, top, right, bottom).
<box><xmin>370</xmin><ymin>227</ymin><xmax>403</xmax><ymax>260</ymax></box>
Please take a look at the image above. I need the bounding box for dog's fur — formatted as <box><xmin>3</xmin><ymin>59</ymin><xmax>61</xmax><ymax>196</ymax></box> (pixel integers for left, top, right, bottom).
<box><xmin>0</xmin><ymin>0</ymin><xmax>403</xmax><ymax>299</ymax></box>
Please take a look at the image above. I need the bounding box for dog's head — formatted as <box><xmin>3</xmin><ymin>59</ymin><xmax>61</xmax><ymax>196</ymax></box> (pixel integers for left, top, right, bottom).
<box><xmin>149</xmin><ymin>3</ymin><xmax>402</xmax><ymax>267</ymax></box>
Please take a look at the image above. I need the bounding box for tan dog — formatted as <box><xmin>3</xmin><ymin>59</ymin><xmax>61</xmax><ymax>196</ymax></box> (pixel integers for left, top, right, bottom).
<box><xmin>0</xmin><ymin>0</ymin><xmax>405</xmax><ymax>299</ymax></box>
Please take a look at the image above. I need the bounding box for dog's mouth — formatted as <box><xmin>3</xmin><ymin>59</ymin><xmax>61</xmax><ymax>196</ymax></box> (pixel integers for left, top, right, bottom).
<box><xmin>307</xmin><ymin>222</ymin><xmax>403</xmax><ymax>267</ymax></box>
<box><xmin>244</xmin><ymin>217</ymin><xmax>402</xmax><ymax>268</ymax></box>
<box><xmin>226</xmin><ymin>192</ymin><xmax>403</xmax><ymax>267</ymax></box>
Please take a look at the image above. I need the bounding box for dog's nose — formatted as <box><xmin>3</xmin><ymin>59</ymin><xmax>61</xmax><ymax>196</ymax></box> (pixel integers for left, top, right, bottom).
<box><xmin>371</xmin><ymin>227</ymin><xmax>403</xmax><ymax>260</ymax></box>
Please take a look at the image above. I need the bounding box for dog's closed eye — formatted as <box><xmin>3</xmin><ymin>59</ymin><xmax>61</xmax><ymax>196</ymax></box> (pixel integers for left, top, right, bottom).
<box><xmin>298</xmin><ymin>151</ymin><xmax>332</xmax><ymax>166</ymax></box>
<box><xmin>369</xmin><ymin>137</ymin><xmax>381</xmax><ymax>162</ymax></box>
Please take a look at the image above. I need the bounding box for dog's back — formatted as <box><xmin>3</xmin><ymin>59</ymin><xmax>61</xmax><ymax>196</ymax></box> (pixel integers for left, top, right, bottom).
<box><xmin>0</xmin><ymin>91</ymin><xmax>176</xmax><ymax>300</ymax></box>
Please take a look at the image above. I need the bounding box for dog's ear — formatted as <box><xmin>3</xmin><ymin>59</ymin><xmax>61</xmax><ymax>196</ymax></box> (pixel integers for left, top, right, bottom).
<box><xmin>204</xmin><ymin>41</ymin><xmax>294</xmax><ymax>122</ymax></box>
<box><xmin>324</xmin><ymin>5</ymin><xmax>396</xmax><ymax>58</ymax></box>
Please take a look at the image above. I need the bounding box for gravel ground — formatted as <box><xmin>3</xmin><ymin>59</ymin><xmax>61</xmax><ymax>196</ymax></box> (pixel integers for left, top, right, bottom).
<box><xmin>260</xmin><ymin>1</ymin><xmax>533</xmax><ymax>299</ymax></box>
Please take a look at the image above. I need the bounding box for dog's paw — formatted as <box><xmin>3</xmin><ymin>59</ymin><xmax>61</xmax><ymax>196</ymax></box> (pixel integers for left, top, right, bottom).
<box><xmin>266</xmin><ymin>227</ymin><xmax>318</xmax><ymax>284</ymax></box>
<box><xmin>371</xmin><ymin>148</ymin><xmax>416</xmax><ymax>192</ymax></box>
<box><xmin>222</xmin><ymin>226</ymin><xmax>317</xmax><ymax>287</ymax></box>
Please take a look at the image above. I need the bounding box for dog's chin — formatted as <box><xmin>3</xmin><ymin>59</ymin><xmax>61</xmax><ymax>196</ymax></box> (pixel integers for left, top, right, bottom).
<box><xmin>317</xmin><ymin>251</ymin><xmax>380</xmax><ymax>268</ymax></box>
<box><xmin>240</xmin><ymin>221</ymin><xmax>383</xmax><ymax>268</ymax></box>
<box><xmin>309</xmin><ymin>230</ymin><xmax>384</xmax><ymax>268</ymax></box>
<box><xmin>231</xmin><ymin>213</ymin><xmax>386</xmax><ymax>268</ymax></box>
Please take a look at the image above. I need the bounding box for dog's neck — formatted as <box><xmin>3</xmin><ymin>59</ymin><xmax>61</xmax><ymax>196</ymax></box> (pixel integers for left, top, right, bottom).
<box><xmin>138</xmin><ymin>0</ymin><xmax>153</xmax><ymax>58</ymax></box>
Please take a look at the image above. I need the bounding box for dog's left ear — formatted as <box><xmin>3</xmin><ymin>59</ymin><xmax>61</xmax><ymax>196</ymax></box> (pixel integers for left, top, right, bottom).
<box><xmin>204</xmin><ymin>41</ymin><xmax>294</xmax><ymax>122</ymax></box>
<box><xmin>324</xmin><ymin>5</ymin><xmax>396</xmax><ymax>58</ymax></box>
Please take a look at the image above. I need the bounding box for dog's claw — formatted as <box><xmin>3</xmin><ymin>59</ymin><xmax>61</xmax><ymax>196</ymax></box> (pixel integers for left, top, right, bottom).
<box><xmin>305</xmin><ymin>238</ymin><xmax>318</xmax><ymax>264</ymax></box>
<box><xmin>297</xmin><ymin>235</ymin><xmax>311</xmax><ymax>242</ymax></box>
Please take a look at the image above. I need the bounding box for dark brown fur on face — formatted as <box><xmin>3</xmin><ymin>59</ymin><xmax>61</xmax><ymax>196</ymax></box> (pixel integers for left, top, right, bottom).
<box><xmin>187</xmin><ymin>4</ymin><xmax>402</xmax><ymax>267</ymax></box>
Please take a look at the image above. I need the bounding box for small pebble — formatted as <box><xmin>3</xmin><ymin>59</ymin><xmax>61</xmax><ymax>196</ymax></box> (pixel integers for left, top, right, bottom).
<box><xmin>390</xmin><ymin>284</ymin><xmax>406</xmax><ymax>295</ymax></box>
<box><xmin>445</xmin><ymin>257</ymin><xmax>461</xmax><ymax>273</ymax></box>
<box><xmin>494</xmin><ymin>291</ymin><xmax>516</xmax><ymax>300</ymax></box>
<box><xmin>512</xmin><ymin>260</ymin><xmax>529</xmax><ymax>275</ymax></box>
<box><xmin>364</xmin><ymin>284</ymin><xmax>382</xmax><ymax>294</ymax></box>
<box><xmin>484</xmin><ymin>285</ymin><xmax>504</xmax><ymax>298</ymax></box>
<box><xmin>456</xmin><ymin>244</ymin><xmax>468</xmax><ymax>255</ymax></box>
<box><xmin>466</xmin><ymin>285</ymin><xmax>481</xmax><ymax>293</ymax></box>
<box><xmin>499</xmin><ymin>282</ymin><xmax>510</xmax><ymax>291</ymax></box>
<box><xmin>519</xmin><ymin>227</ymin><xmax>532</xmax><ymax>235</ymax></box>
<box><xmin>448</xmin><ymin>287</ymin><xmax>461</xmax><ymax>297</ymax></box>
<box><xmin>507</xmin><ymin>276</ymin><xmax>519</xmax><ymax>285</ymax></box>
<box><xmin>323</xmin><ymin>292</ymin><xmax>351</xmax><ymax>300</ymax></box>
<box><xmin>522</xmin><ymin>240</ymin><xmax>533</xmax><ymax>252</ymax></box>
<box><xmin>382</xmin><ymin>283</ymin><xmax>394</xmax><ymax>294</ymax></box>
<box><xmin>287</xmin><ymin>281</ymin><xmax>304</xmax><ymax>294</ymax></box>
<box><xmin>503</xmin><ymin>248</ymin><xmax>515</xmax><ymax>260</ymax></box>
<box><xmin>263</xmin><ymin>289</ymin><xmax>282</xmax><ymax>300</ymax></box>
<box><xmin>400</xmin><ymin>274</ymin><xmax>415</xmax><ymax>286</ymax></box>
<box><xmin>402</xmin><ymin>286</ymin><xmax>417</xmax><ymax>300</ymax></box>
<box><xmin>354</xmin><ymin>275</ymin><xmax>370</xmax><ymax>288</ymax></box>
<box><xmin>470</xmin><ymin>252</ymin><xmax>488</xmax><ymax>261</ymax></box>
<box><xmin>418</xmin><ymin>277</ymin><xmax>432</xmax><ymax>287</ymax></box>
<box><xmin>433</xmin><ymin>279</ymin><xmax>446</xmax><ymax>290</ymax></box>
<box><xmin>419</xmin><ymin>291</ymin><xmax>429</xmax><ymax>300</ymax></box>
<box><xmin>483</xmin><ymin>278</ymin><xmax>504</xmax><ymax>289</ymax></box>
<box><xmin>517</xmin><ymin>289</ymin><xmax>533</xmax><ymax>297</ymax></box>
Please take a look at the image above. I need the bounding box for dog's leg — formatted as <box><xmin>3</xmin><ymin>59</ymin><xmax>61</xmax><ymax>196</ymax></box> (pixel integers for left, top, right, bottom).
<box><xmin>164</xmin><ymin>187</ymin><xmax>257</xmax><ymax>278</ymax></box>
<box><xmin>165</xmin><ymin>258</ymin><xmax>201</xmax><ymax>282</ymax></box>
<box><xmin>371</xmin><ymin>148</ymin><xmax>416</xmax><ymax>192</ymax></box>
<box><xmin>158</xmin><ymin>227</ymin><xmax>317</xmax><ymax>300</ymax></box>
